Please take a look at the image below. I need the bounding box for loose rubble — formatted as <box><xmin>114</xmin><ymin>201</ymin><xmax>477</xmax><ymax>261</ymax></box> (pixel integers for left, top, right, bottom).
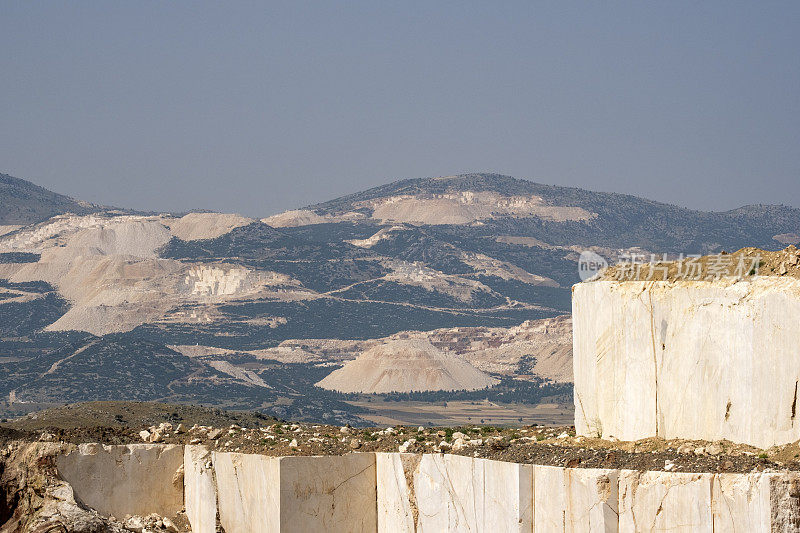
<box><xmin>5</xmin><ymin>419</ymin><xmax>800</xmax><ymax>474</ymax></box>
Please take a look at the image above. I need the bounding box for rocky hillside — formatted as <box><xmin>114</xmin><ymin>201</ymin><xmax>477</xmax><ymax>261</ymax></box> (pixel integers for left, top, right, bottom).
<box><xmin>0</xmin><ymin>172</ymin><xmax>798</xmax><ymax>424</ymax></box>
<box><xmin>0</xmin><ymin>173</ymin><xmax>101</xmax><ymax>225</ymax></box>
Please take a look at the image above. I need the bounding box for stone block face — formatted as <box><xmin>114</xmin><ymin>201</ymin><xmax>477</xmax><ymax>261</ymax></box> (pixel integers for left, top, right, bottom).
<box><xmin>278</xmin><ymin>454</ymin><xmax>377</xmax><ymax>533</ymax></box>
<box><xmin>573</xmin><ymin>278</ymin><xmax>800</xmax><ymax>447</ymax></box>
<box><xmin>413</xmin><ymin>454</ymin><xmax>532</xmax><ymax>532</ymax></box>
<box><xmin>184</xmin><ymin>445</ymin><xmax>217</xmax><ymax>533</ymax></box>
<box><xmin>618</xmin><ymin>470</ymin><xmax>714</xmax><ymax>532</ymax></box>
<box><xmin>213</xmin><ymin>452</ymin><xmax>281</xmax><ymax>533</ymax></box>
<box><xmin>414</xmin><ymin>454</ymin><xmax>482</xmax><ymax>531</ymax></box>
<box><xmin>533</xmin><ymin>465</ymin><xmax>618</xmax><ymax>533</ymax></box>
<box><xmin>55</xmin><ymin>443</ymin><xmax>184</xmax><ymax>519</ymax></box>
<box><xmin>485</xmin><ymin>457</ymin><xmax>533</xmax><ymax>532</ymax></box>
<box><xmin>53</xmin><ymin>446</ymin><xmax>800</xmax><ymax>531</ymax></box>
<box><xmin>376</xmin><ymin>452</ymin><xmax>417</xmax><ymax>533</ymax></box>
<box><xmin>212</xmin><ymin>452</ymin><xmax>375</xmax><ymax>533</ymax></box>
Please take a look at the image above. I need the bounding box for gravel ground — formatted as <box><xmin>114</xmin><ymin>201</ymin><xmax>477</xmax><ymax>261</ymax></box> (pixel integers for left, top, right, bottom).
<box><xmin>5</xmin><ymin>421</ymin><xmax>800</xmax><ymax>474</ymax></box>
<box><xmin>4</xmin><ymin>402</ymin><xmax>800</xmax><ymax>474</ymax></box>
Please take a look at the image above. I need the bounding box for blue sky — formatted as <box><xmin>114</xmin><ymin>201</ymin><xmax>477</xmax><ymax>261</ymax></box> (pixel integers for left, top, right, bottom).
<box><xmin>1</xmin><ymin>2</ymin><xmax>798</xmax><ymax>216</ymax></box>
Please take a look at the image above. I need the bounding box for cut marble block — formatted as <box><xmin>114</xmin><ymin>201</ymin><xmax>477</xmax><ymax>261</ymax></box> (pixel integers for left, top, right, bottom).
<box><xmin>618</xmin><ymin>470</ymin><xmax>714</xmax><ymax>532</ymax></box>
<box><xmin>533</xmin><ymin>465</ymin><xmax>618</xmax><ymax>533</ymax></box>
<box><xmin>414</xmin><ymin>454</ymin><xmax>533</xmax><ymax>532</ymax></box>
<box><xmin>55</xmin><ymin>443</ymin><xmax>184</xmax><ymax>519</ymax></box>
<box><xmin>212</xmin><ymin>452</ymin><xmax>281</xmax><ymax>533</ymax></box>
<box><xmin>376</xmin><ymin>452</ymin><xmax>418</xmax><ymax>533</ymax></box>
<box><xmin>278</xmin><ymin>454</ymin><xmax>377</xmax><ymax>533</ymax></box>
<box><xmin>184</xmin><ymin>445</ymin><xmax>217</xmax><ymax>533</ymax></box>
<box><xmin>485</xmin><ymin>457</ymin><xmax>533</xmax><ymax>532</ymax></box>
<box><xmin>213</xmin><ymin>452</ymin><xmax>376</xmax><ymax>533</ymax></box>
<box><xmin>573</xmin><ymin>278</ymin><xmax>800</xmax><ymax>447</ymax></box>
<box><xmin>713</xmin><ymin>472</ymin><xmax>800</xmax><ymax>531</ymax></box>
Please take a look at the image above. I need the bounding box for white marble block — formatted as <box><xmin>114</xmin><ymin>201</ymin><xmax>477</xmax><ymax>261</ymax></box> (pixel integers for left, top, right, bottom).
<box><xmin>213</xmin><ymin>451</ymin><xmax>376</xmax><ymax>533</ymax></box>
<box><xmin>376</xmin><ymin>452</ymin><xmax>418</xmax><ymax>533</ymax></box>
<box><xmin>184</xmin><ymin>445</ymin><xmax>217</xmax><ymax>533</ymax></box>
<box><xmin>573</xmin><ymin>278</ymin><xmax>800</xmax><ymax>447</ymax></box>
<box><xmin>212</xmin><ymin>452</ymin><xmax>282</xmax><ymax>533</ymax></box>
<box><xmin>55</xmin><ymin>443</ymin><xmax>184</xmax><ymax>519</ymax></box>
<box><xmin>278</xmin><ymin>454</ymin><xmax>377</xmax><ymax>532</ymax></box>
<box><xmin>618</xmin><ymin>470</ymin><xmax>714</xmax><ymax>532</ymax></box>
<box><xmin>713</xmin><ymin>471</ymin><xmax>800</xmax><ymax>531</ymax></box>
<box><xmin>533</xmin><ymin>465</ymin><xmax>618</xmax><ymax>533</ymax></box>
<box><xmin>414</xmin><ymin>454</ymin><xmax>533</xmax><ymax>532</ymax></box>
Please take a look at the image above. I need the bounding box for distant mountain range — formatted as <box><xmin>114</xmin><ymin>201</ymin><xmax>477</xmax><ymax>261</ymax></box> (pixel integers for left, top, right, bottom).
<box><xmin>1</xmin><ymin>172</ymin><xmax>798</xmax><ymax>424</ymax></box>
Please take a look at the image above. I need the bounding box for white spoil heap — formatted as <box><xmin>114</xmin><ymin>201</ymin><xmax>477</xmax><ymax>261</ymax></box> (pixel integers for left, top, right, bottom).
<box><xmin>572</xmin><ymin>277</ymin><xmax>800</xmax><ymax>448</ymax></box>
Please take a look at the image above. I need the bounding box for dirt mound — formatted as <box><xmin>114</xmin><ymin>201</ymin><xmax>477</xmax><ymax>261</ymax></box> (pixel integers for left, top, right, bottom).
<box><xmin>315</xmin><ymin>338</ymin><xmax>498</xmax><ymax>393</ymax></box>
<box><xmin>261</xmin><ymin>209</ymin><xmax>365</xmax><ymax>228</ymax></box>
<box><xmin>167</xmin><ymin>212</ymin><xmax>254</xmax><ymax>241</ymax></box>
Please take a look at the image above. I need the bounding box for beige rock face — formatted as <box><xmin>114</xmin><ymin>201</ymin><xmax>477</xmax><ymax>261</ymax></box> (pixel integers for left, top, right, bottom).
<box><xmin>377</xmin><ymin>453</ymin><xmax>533</xmax><ymax>532</ymax></box>
<box><xmin>279</xmin><ymin>454</ymin><xmax>377</xmax><ymax>532</ymax></box>
<box><xmin>573</xmin><ymin>278</ymin><xmax>800</xmax><ymax>447</ymax></box>
<box><xmin>376</xmin><ymin>453</ymin><xmax>417</xmax><ymax>533</ymax></box>
<box><xmin>533</xmin><ymin>465</ymin><xmax>618</xmax><ymax>533</ymax></box>
<box><xmin>213</xmin><ymin>452</ymin><xmax>281</xmax><ymax>533</ymax></box>
<box><xmin>166</xmin><ymin>212</ymin><xmax>253</xmax><ymax>241</ymax></box>
<box><xmin>358</xmin><ymin>191</ymin><xmax>596</xmax><ymax>225</ymax></box>
<box><xmin>261</xmin><ymin>209</ymin><xmax>364</xmax><ymax>228</ymax></box>
<box><xmin>316</xmin><ymin>338</ymin><xmax>498</xmax><ymax>394</ymax></box>
<box><xmin>0</xmin><ymin>224</ymin><xmax>21</xmax><ymax>237</ymax></box>
<box><xmin>184</xmin><ymin>445</ymin><xmax>217</xmax><ymax>533</ymax></box>
<box><xmin>212</xmin><ymin>452</ymin><xmax>376</xmax><ymax>533</ymax></box>
<box><xmin>55</xmin><ymin>443</ymin><xmax>184</xmax><ymax>519</ymax></box>
<box><xmin>619</xmin><ymin>470</ymin><xmax>714</xmax><ymax>532</ymax></box>
<box><xmin>43</xmin><ymin>446</ymin><xmax>800</xmax><ymax>531</ymax></box>
<box><xmin>0</xmin><ymin>212</ymin><xmax>302</xmax><ymax>335</ymax></box>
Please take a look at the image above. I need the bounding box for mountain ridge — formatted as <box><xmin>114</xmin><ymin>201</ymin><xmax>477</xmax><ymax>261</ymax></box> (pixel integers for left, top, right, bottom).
<box><xmin>0</xmin><ymin>173</ymin><xmax>103</xmax><ymax>225</ymax></box>
<box><xmin>1</xmin><ymin>171</ymin><xmax>799</xmax><ymax>424</ymax></box>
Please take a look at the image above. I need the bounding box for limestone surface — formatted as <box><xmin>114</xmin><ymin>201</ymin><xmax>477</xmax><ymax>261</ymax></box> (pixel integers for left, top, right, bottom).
<box><xmin>212</xmin><ymin>452</ymin><xmax>376</xmax><ymax>533</ymax></box>
<box><xmin>55</xmin><ymin>443</ymin><xmax>184</xmax><ymax>519</ymax></box>
<box><xmin>184</xmin><ymin>445</ymin><xmax>217</xmax><ymax>533</ymax></box>
<box><xmin>533</xmin><ymin>465</ymin><xmax>618</xmax><ymax>533</ymax></box>
<box><xmin>573</xmin><ymin>278</ymin><xmax>800</xmax><ymax>447</ymax></box>
<box><xmin>213</xmin><ymin>452</ymin><xmax>280</xmax><ymax>533</ymax></box>
<box><xmin>376</xmin><ymin>453</ymin><xmax>417</xmax><ymax>533</ymax></box>
<box><xmin>40</xmin><ymin>445</ymin><xmax>800</xmax><ymax>532</ymax></box>
<box><xmin>618</xmin><ymin>470</ymin><xmax>714</xmax><ymax>532</ymax></box>
<box><xmin>404</xmin><ymin>454</ymin><xmax>532</xmax><ymax>532</ymax></box>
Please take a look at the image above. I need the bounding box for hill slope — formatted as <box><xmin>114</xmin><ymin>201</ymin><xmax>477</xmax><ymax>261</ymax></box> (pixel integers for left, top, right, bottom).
<box><xmin>1</xmin><ymin>172</ymin><xmax>799</xmax><ymax>424</ymax></box>
<box><xmin>0</xmin><ymin>173</ymin><xmax>100</xmax><ymax>225</ymax></box>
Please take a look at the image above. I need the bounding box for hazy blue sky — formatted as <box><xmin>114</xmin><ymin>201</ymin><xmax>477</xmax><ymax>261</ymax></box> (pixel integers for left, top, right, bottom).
<box><xmin>1</xmin><ymin>2</ymin><xmax>798</xmax><ymax>216</ymax></box>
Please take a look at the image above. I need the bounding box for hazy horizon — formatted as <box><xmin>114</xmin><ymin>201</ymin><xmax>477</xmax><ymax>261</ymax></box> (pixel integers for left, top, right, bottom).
<box><xmin>7</xmin><ymin>169</ymin><xmax>800</xmax><ymax>219</ymax></box>
<box><xmin>2</xmin><ymin>2</ymin><xmax>798</xmax><ymax>217</ymax></box>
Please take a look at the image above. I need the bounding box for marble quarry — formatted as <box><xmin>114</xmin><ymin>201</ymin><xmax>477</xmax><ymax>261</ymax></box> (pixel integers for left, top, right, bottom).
<box><xmin>48</xmin><ymin>444</ymin><xmax>800</xmax><ymax>532</ymax></box>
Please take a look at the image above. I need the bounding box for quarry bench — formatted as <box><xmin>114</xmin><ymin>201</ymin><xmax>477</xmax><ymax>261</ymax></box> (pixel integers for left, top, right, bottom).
<box><xmin>43</xmin><ymin>442</ymin><xmax>800</xmax><ymax>532</ymax></box>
